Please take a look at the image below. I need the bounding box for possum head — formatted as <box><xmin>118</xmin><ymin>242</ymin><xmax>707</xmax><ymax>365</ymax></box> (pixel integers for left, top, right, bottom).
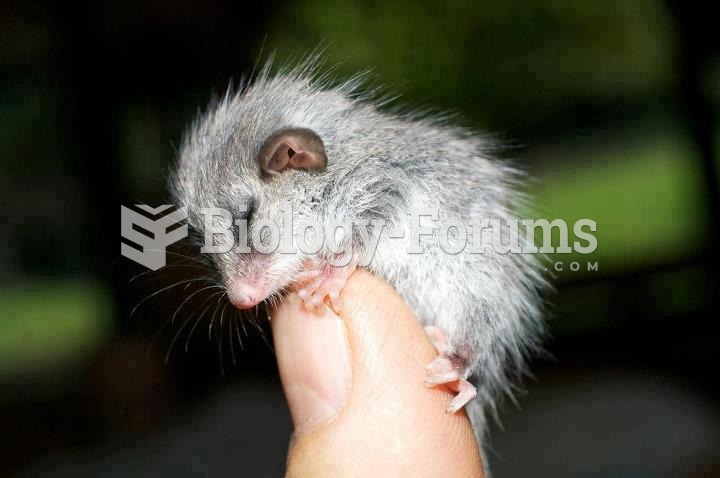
<box><xmin>170</xmin><ymin>74</ymin><xmax>355</xmax><ymax>309</ymax></box>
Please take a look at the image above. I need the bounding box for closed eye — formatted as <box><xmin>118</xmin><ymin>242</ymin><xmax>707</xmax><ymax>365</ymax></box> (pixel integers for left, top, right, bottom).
<box><xmin>240</xmin><ymin>198</ymin><xmax>255</xmax><ymax>222</ymax></box>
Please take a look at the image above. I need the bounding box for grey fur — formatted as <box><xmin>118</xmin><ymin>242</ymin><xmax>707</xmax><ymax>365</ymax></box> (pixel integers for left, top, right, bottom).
<box><xmin>170</xmin><ymin>56</ymin><xmax>547</xmax><ymax>464</ymax></box>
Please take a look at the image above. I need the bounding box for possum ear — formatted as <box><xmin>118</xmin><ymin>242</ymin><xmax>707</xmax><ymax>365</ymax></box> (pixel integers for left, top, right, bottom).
<box><xmin>259</xmin><ymin>128</ymin><xmax>327</xmax><ymax>177</ymax></box>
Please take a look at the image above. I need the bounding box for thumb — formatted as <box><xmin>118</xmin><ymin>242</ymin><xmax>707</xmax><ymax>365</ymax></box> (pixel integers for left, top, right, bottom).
<box><xmin>271</xmin><ymin>270</ymin><xmax>483</xmax><ymax>477</ymax></box>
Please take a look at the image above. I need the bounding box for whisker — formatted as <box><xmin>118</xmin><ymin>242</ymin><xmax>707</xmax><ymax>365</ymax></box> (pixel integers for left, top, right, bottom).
<box><xmin>208</xmin><ymin>297</ymin><xmax>226</xmax><ymax>341</ymax></box>
<box><xmin>142</xmin><ymin>249</ymin><xmax>210</xmax><ymax>265</ymax></box>
<box><xmin>128</xmin><ymin>263</ymin><xmax>208</xmax><ymax>284</ymax></box>
<box><xmin>217</xmin><ymin>302</ymin><xmax>230</xmax><ymax>376</ymax></box>
<box><xmin>130</xmin><ymin>277</ymin><xmax>214</xmax><ymax>317</ymax></box>
<box><xmin>233</xmin><ymin>311</ymin><xmax>245</xmax><ymax>352</ymax></box>
<box><xmin>228</xmin><ymin>314</ymin><xmax>237</xmax><ymax>366</ymax></box>
<box><xmin>146</xmin><ymin>314</ymin><xmax>175</xmax><ymax>360</ymax></box>
<box><xmin>171</xmin><ymin>284</ymin><xmax>224</xmax><ymax>324</ymax></box>
<box><xmin>240</xmin><ymin>309</ymin><xmax>249</xmax><ymax>337</ymax></box>
<box><xmin>165</xmin><ymin>303</ymin><xmax>206</xmax><ymax>364</ymax></box>
<box><xmin>185</xmin><ymin>291</ymin><xmax>225</xmax><ymax>352</ymax></box>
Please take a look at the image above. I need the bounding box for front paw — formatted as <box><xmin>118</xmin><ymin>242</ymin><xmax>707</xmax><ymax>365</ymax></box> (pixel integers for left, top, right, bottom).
<box><xmin>294</xmin><ymin>259</ymin><xmax>357</xmax><ymax>314</ymax></box>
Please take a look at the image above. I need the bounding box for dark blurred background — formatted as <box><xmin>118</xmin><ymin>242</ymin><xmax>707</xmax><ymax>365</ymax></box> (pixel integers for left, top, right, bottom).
<box><xmin>1</xmin><ymin>1</ymin><xmax>719</xmax><ymax>477</ymax></box>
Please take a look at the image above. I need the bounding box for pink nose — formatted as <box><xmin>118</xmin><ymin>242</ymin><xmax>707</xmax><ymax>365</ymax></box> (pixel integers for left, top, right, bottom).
<box><xmin>228</xmin><ymin>282</ymin><xmax>270</xmax><ymax>309</ymax></box>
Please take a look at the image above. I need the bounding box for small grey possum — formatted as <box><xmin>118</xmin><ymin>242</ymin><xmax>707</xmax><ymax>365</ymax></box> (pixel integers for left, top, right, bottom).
<box><xmin>170</xmin><ymin>57</ymin><xmax>547</xmax><ymax>457</ymax></box>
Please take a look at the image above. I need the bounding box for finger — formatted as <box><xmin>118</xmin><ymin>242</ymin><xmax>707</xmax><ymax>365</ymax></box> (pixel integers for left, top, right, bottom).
<box><xmin>271</xmin><ymin>293</ymin><xmax>351</xmax><ymax>436</ymax></box>
<box><xmin>272</xmin><ymin>271</ymin><xmax>483</xmax><ymax>477</ymax></box>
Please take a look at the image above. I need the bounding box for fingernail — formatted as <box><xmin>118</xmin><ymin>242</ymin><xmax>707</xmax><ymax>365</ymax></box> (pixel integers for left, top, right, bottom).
<box><xmin>271</xmin><ymin>294</ymin><xmax>351</xmax><ymax>435</ymax></box>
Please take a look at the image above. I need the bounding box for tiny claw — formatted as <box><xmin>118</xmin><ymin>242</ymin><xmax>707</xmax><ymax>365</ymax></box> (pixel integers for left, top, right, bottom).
<box><xmin>422</xmin><ymin>325</ymin><xmax>477</xmax><ymax>414</ymax></box>
<box><xmin>293</xmin><ymin>268</ymin><xmax>322</xmax><ymax>285</ymax></box>
<box><xmin>426</xmin><ymin>356</ymin><xmax>453</xmax><ymax>374</ymax></box>
<box><xmin>297</xmin><ymin>288</ymin><xmax>310</xmax><ymax>300</ymax></box>
<box><xmin>446</xmin><ymin>379</ymin><xmax>477</xmax><ymax>414</ymax></box>
<box><xmin>294</xmin><ymin>259</ymin><xmax>357</xmax><ymax>316</ymax></box>
<box><xmin>424</xmin><ymin>326</ymin><xmax>449</xmax><ymax>354</ymax></box>
<box><xmin>301</xmin><ymin>295</ymin><xmax>326</xmax><ymax>315</ymax></box>
<box><xmin>424</xmin><ymin>370</ymin><xmax>460</xmax><ymax>387</ymax></box>
<box><xmin>328</xmin><ymin>290</ymin><xmax>342</xmax><ymax>312</ymax></box>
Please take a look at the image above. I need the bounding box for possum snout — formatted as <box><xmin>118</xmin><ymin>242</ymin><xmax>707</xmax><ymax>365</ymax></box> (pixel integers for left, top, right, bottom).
<box><xmin>226</xmin><ymin>251</ymin><xmax>273</xmax><ymax>309</ymax></box>
<box><xmin>227</xmin><ymin>280</ymin><xmax>271</xmax><ymax>309</ymax></box>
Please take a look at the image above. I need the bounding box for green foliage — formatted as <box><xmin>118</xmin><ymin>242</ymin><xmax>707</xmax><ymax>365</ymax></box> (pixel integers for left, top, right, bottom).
<box><xmin>263</xmin><ymin>0</ymin><xmax>674</xmax><ymax>130</ymax></box>
<box><xmin>530</xmin><ymin>126</ymin><xmax>707</xmax><ymax>276</ymax></box>
<box><xmin>0</xmin><ymin>281</ymin><xmax>112</xmax><ymax>378</ymax></box>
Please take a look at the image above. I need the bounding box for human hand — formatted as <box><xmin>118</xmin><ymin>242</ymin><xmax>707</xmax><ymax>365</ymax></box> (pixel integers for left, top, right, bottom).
<box><xmin>271</xmin><ymin>270</ymin><xmax>483</xmax><ymax>477</ymax></box>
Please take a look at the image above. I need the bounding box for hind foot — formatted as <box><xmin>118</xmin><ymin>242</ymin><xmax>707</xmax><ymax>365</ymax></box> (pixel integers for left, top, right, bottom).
<box><xmin>295</xmin><ymin>259</ymin><xmax>357</xmax><ymax>315</ymax></box>
<box><xmin>424</xmin><ymin>326</ymin><xmax>477</xmax><ymax>413</ymax></box>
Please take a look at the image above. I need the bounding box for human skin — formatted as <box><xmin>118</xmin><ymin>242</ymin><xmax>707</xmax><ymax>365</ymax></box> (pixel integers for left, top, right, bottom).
<box><xmin>271</xmin><ymin>270</ymin><xmax>484</xmax><ymax>477</ymax></box>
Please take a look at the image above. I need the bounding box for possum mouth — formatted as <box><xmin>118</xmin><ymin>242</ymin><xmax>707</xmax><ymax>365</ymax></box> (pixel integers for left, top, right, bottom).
<box><xmin>225</xmin><ymin>251</ymin><xmax>275</xmax><ymax>309</ymax></box>
<box><xmin>227</xmin><ymin>279</ymin><xmax>271</xmax><ymax>309</ymax></box>
<box><xmin>225</xmin><ymin>251</ymin><xmax>308</xmax><ymax>310</ymax></box>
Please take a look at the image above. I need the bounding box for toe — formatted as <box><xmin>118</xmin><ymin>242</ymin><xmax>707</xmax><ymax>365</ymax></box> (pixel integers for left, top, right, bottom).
<box><xmin>328</xmin><ymin>289</ymin><xmax>342</xmax><ymax>312</ymax></box>
<box><xmin>426</xmin><ymin>356</ymin><xmax>454</xmax><ymax>374</ymax></box>
<box><xmin>424</xmin><ymin>370</ymin><xmax>460</xmax><ymax>387</ymax></box>
<box><xmin>446</xmin><ymin>379</ymin><xmax>477</xmax><ymax>414</ymax></box>
<box><xmin>424</xmin><ymin>326</ymin><xmax>449</xmax><ymax>354</ymax></box>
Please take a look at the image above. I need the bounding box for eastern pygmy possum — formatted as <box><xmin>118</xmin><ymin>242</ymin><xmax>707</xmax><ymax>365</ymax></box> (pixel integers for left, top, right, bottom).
<box><xmin>170</xmin><ymin>57</ymin><xmax>548</xmax><ymax>465</ymax></box>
